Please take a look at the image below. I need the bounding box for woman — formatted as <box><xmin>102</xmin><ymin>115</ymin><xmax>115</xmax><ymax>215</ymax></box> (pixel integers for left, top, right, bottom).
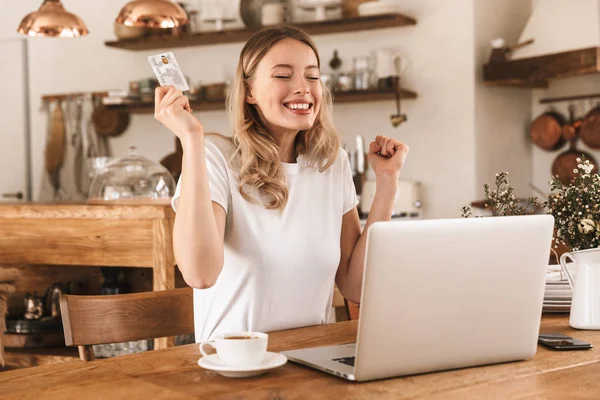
<box><xmin>154</xmin><ymin>26</ymin><xmax>409</xmax><ymax>341</ymax></box>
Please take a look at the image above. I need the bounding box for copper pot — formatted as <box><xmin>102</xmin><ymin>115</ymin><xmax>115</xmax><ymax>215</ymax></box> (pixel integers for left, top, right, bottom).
<box><xmin>579</xmin><ymin>106</ymin><xmax>600</xmax><ymax>149</ymax></box>
<box><xmin>530</xmin><ymin>110</ymin><xmax>566</xmax><ymax>151</ymax></box>
<box><xmin>551</xmin><ymin>142</ymin><xmax>597</xmax><ymax>185</ymax></box>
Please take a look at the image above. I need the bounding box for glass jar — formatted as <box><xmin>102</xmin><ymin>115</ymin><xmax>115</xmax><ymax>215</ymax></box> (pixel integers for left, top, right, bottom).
<box><xmin>353</xmin><ymin>56</ymin><xmax>371</xmax><ymax>90</ymax></box>
<box><xmin>337</xmin><ymin>73</ymin><xmax>353</xmax><ymax>92</ymax></box>
<box><xmin>88</xmin><ymin>146</ymin><xmax>175</xmax><ymax>203</ymax></box>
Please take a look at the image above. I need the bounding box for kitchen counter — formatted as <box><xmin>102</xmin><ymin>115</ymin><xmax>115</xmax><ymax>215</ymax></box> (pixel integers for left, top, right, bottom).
<box><xmin>0</xmin><ymin>202</ymin><xmax>177</xmax><ymax>349</ymax></box>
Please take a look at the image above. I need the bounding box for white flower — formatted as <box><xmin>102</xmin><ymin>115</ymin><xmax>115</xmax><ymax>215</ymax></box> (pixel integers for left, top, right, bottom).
<box><xmin>573</xmin><ymin>169</ymin><xmax>579</xmax><ymax>174</ymax></box>
<box><xmin>578</xmin><ymin>219</ymin><xmax>596</xmax><ymax>235</ymax></box>
<box><xmin>581</xmin><ymin>164</ymin><xmax>594</xmax><ymax>174</ymax></box>
<box><xmin>577</xmin><ymin>158</ymin><xmax>582</xmax><ymax>162</ymax></box>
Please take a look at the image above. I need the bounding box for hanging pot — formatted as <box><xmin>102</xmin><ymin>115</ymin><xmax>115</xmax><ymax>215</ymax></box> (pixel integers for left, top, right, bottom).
<box><xmin>551</xmin><ymin>141</ymin><xmax>597</xmax><ymax>185</ymax></box>
<box><xmin>530</xmin><ymin>110</ymin><xmax>566</xmax><ymax>151</ymax></box>
<box><xmin>578</xmin><ymin>106</ymin><xmax>600</xmax><ymax>149</ymax></box>
<box><xmin>92</xmin><ymin>104</ymin><xmax>130</xmax><ymax>137</ymax></box>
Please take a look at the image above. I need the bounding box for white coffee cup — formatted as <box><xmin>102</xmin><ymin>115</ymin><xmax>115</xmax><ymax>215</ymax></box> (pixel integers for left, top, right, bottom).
<box><xmin>199</xmin><ymin>332</ymin><xmax>268</xmax><ymax>366</ymax></box>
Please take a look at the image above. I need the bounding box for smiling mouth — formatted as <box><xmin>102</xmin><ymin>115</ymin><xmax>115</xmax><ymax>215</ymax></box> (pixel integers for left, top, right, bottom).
<box><xmin>283</xmin><ymin>102</ymin><xmax>313</xmax><ymax>111</ymax></box>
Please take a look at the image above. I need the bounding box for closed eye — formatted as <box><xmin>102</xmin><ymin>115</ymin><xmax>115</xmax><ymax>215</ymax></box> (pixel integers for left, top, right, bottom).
<box><xmin>307</xmin><ymin>77</ymin><xmax>320</xmax><ymax>81</ymax></box>
<box><xmin>274</xmin><ymin>75</ymin><xmax>291</xmax><ymax>79</ymax></box>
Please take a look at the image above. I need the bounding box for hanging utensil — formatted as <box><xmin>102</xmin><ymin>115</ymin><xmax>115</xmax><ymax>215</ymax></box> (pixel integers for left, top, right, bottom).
<box><xmin>45</xmin><ymin>99</ymin><xmax>66</xmax><ymax>199</ymax></box>
<box><xmin>551</xmin><ymin>139</ymin><xmax>597</xmax><ymax>186</ymax></box>
<box><xmin>390</xmin><ymin>77</ymin><xmax>407</xmax><ymax>127</ymax></box>
<box><xmin>560</xmin><ymin>103</ymin><xmax>582</xmax><ymax>142</ymax></box>
<box><xmin>579</xmin><ymin>102</ymin><xmax>600</xmax><ymax>149</ymax></box>
<box><xmin>530</xmin><ymin>110</ymin><xmax>566</xmax><ymax>151</ymax></box>
<box><xmin>92</xmin><ymin>103</ymin><xmax>130</xmax><ymax>137</ymax></box>
<box><xmin>72</xmin><ymin>95</ymin><xmax>85</xmax><ymax>195</ymax></box>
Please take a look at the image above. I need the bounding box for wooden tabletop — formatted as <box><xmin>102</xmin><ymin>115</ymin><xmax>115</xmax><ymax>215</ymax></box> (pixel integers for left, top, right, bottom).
<box><xmin>0</xmin><ymin>202</ymin><xmax>174</xmax><ymax>220</ymax></box>
<box><xmin>1</xmin><ymin>315</ymin><xmax>599</xmax><ymax>399</ymax></box>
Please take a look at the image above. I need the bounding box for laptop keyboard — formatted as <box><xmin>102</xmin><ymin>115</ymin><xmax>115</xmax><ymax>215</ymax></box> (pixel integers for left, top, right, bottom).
<box><xmin>332</xmin><ymin>356</ymin><xmax>355</xmax><ymax>367</ymax></box>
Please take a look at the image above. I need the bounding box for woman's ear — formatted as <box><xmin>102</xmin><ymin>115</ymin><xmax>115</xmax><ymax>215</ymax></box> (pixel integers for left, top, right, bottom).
<box><xmin>245</xmin><ymin>82</ymin><xmax>257</xmax><ymax>104</ymax></box>
<box><xmin>245</xmin><ymin>92</ymin><xmax>257</xmax><ymax>104</ymax></box>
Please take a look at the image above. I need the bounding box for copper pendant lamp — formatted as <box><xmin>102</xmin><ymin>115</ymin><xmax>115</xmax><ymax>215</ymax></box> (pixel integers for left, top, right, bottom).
<box><xmin>17</xmin><ymin>0</ymin><xmax>89</xmax><ymax>38</ymax></box>
<box><xmin>115</xmin><ymin>0</ymin><xmax>189</xmax><ymax>29</ymax></box>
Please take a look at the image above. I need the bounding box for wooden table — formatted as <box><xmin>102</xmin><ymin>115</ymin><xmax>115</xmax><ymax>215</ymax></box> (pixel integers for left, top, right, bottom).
<box><xmin>1</xmin><ymin>315</ymin><xmax>599</xmax><ymax>399</ymax></box>
<box><xmin>0</xmin><ymin>203</ymin><xmax>176</xmax><ymax>349</ymax></box>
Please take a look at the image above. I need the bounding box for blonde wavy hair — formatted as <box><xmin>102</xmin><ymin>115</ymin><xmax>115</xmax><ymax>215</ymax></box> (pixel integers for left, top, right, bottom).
<box><xmin>223</xmin><ymin>25</ymin><xmax>340</xmax><ymax>212</ymax></box>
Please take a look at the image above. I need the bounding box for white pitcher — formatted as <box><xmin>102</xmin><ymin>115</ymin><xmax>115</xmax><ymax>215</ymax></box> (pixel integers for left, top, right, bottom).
<box><xmin>560</xmin><ymin>248</ymin><xmax>600</xmax><ymax>329</ymax></box>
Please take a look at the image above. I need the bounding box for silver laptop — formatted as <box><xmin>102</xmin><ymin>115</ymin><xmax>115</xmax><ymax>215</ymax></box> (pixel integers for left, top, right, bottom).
<box><xmin>282</xmin><ymin>215</ymin><xmax>554</xmax><ymax>381</ymax></box>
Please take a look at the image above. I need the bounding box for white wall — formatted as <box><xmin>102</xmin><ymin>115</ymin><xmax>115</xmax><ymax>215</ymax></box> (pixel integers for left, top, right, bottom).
<box><xmin>474</xmin><ymin>1</ymin><xmax>532</xmax><ymax>196</ymax></box>
<box><xmin>2</xmin><ymin>0</ymin><xmax>532</xmax><ymax>218</ymax></box>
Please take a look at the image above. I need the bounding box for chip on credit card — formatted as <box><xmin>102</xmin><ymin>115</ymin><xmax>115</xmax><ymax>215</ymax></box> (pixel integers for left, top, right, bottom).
<box><xmin>147</xmin><ymin>51</ymin><xmax>190</xmax><ymax>91</ymax></box>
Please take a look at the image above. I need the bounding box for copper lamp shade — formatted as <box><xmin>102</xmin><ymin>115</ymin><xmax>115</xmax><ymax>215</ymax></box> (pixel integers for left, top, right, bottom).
<box><xmin>115</xmin><ymin>0</ymin><xmax>189</xmax><ymax>29</ymax></box>
<box><xmin>17</xmin><ymin>0</ymin><xmax>89</xmax><ymax>38</ymax></box>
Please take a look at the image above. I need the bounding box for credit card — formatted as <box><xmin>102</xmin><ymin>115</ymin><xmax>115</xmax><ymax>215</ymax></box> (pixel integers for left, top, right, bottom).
<box><xmin>147</xmin><ymin>51</ymin><xmax>190</xmax><ymax>91</ymax></box>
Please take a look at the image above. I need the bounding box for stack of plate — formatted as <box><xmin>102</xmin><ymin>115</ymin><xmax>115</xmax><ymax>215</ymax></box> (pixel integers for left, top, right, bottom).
<box><xmin>543</xmin><ymin>265</ymin><xmax>574</xmax><ymax>313</ymax></box>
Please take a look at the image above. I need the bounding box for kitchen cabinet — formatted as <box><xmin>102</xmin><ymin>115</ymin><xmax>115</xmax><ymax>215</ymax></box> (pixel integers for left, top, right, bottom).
<box><xmin>0</xmin><ymin>202</ymin><xmax>177</xmax><ymax>351</ymax></box>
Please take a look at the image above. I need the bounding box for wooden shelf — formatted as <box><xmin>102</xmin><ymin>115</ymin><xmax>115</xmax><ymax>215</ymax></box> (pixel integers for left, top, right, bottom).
<box><xmin>105</xmin><ymin>13</ymin><xmax>416</xmax><ymax>51</ymax></box>
<box><xmin>483</xmin><ymin>47</ymin><xmax>600</xmax><ymax>88</ymax></box>
<box><xmin>334</xmin><ymin>88</ymin><xmax>417</xmax><ymax>103</ymax></box>
<box><xmin>104</xmin><ymin>88</ymin><xmax>417</xmax><ymax>114</ymax></box>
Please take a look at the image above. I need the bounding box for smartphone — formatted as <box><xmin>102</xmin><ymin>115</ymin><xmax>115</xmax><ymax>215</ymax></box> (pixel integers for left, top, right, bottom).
<box><xmin>538</xmin><ymin>333</ymin><xmax>593</xmax><ymax>350</ymax></box>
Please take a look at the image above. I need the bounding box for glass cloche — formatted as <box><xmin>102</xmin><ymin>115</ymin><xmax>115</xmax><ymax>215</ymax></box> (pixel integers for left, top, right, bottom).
<box><xmin>88</xmin><ymin>146</ymin><xmax>176</xmax><ymax>203</ymax></box>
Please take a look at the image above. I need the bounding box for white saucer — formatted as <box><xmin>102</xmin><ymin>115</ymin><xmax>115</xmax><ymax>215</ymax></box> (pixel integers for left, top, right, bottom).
<box><xmin>197</xmin><ymin>352</ymin><xmax>287</xmax><ymax>378</ymax></box>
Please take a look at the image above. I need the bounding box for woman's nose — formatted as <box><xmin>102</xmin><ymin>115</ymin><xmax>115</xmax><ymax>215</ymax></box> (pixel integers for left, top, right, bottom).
<box><xmin>292</xmin><ymin>75</ymin><xmax>310</xmax><ymax>95</ymax></box>
<box><xmin>293</xmin><ymin>85</ymin><xmax>310</xmax><ymax>95</ymax></box>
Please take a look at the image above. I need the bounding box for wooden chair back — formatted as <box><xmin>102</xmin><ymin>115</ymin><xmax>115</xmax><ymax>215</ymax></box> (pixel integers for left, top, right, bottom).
<box><xmin>60</xmin><ymin>287</ymin><xmax>194</xmax><ymax>361</ymax></box>
<box><xmin>333</xmin><ymin>286</ymin><xmax>359</xmax><ymax>321</ymax></box>
<box><xmin>345</xmin><ymin>300</ymin><xmax>360</xmax><ymax>320</ymax></box>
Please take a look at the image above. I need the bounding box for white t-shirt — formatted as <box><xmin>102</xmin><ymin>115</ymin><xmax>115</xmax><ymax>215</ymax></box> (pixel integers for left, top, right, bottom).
<box><xmin>172</xmin><ymin>135</ymin><xmax>358</xmax><ymax>341</ymax></box>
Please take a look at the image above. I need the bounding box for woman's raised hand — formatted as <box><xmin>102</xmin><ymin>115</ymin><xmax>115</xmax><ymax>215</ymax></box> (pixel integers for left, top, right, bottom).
<box><xmin>367</xmin><ymin>135</ymin><xmax>409</xmax><ymax>179</ymax></box>
<box><xmin>154</xmin><ymin>86</ymin><xmax>204</xmax><ymax>140</ymax></box>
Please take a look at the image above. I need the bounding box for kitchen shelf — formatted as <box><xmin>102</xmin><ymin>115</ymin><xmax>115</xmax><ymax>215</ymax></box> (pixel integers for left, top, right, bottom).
<box><xmin>104</xmin><ymin>87</ymin><xmax>417</xmax><ymax>114</ymax></box>
<box><xmin>483</xmin><ymin>47</ymin><xmax>600</xmax><ymax>88</ymax></box>
<box><xmin>104</xmin><ymin>13</ymin><xmax>416</xmax><ymax>51</ymax></box>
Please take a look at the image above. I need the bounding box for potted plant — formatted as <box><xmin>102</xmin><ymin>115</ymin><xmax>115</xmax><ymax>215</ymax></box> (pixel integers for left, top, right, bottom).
<box><xmin>461</xmin><ymin>172</ymin><xmax>541</xmax><ymax>218</ymax></box>
<box><xmin>546</xmin><ymin>157</ymin><xmax>600</xmax><ymax>330</ymax></box>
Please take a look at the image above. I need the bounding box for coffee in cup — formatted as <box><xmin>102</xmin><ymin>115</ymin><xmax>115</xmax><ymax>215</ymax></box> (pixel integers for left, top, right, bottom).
<box><xmin>225</xmin><ymin>335</ymin><xmax>257</xmax><ymax>340</ymax></box>
<box><xmin>199</xmin><ymin>332</ymin><xmax>268</xmax><ymax>366</ymax></box>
